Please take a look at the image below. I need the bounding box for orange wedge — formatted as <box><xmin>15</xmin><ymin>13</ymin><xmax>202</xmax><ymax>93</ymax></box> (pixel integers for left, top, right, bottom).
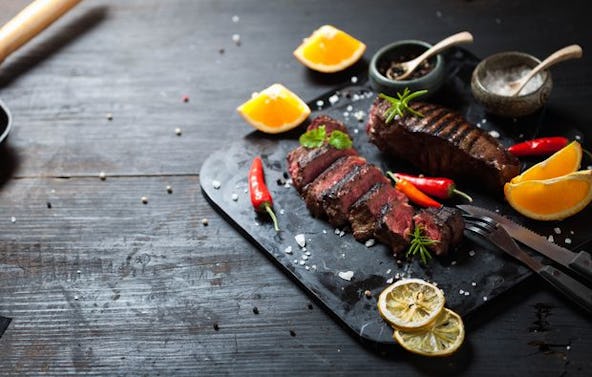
<box><xmin>504</xmin><ymin>170</ymin><xmax>592</xmax><ymax>220</ymax></box>
<box><xmin>510</xmin><ymin>141</ymin><xmax>582</xmax><ymax>184</ymax></box>
<box><xmin>293</xmin><ymin>25</ymin><xmax>366</xmax><ymax>73</ymax></box>
<box><xmin>236</xmin><ymin>83</ymin><xmax>311</xmax><ymax>134</ymax></box>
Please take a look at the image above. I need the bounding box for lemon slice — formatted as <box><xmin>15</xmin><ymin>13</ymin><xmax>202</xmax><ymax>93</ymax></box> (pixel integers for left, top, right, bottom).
<box><xmin>236</xmin><ymin>83</ymin><xmax>311</xmax><ymax>134</ymax></box>
<box><xmin>504</xmin><ymin>169</ymin><xmax>592</xmax><ymax>220</ymax></box>
<box><xmin>293</xmin><ymin>25</ymin><xmax>366</xmax><ymax>73</ymax></box>
<box><xmin>377</xmin><ymin>278</ymin><xmax>445</xmax><ymax>330</ymax></box>
<box><xmin>511</xmin><ymin>141</ymin><xmax>582</xmax><ymax>184</ymax></box>
<box><xmin>393</xmin><ymin>308</ymin><xmax>465</xmax><ymax>357</ymax></box>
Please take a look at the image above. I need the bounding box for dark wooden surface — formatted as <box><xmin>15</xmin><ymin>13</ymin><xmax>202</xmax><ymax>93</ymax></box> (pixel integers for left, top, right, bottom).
<box><xmin>0</xmin><ymin>0</ymin><xmax>590</xmax><ymax>375</ymax></box>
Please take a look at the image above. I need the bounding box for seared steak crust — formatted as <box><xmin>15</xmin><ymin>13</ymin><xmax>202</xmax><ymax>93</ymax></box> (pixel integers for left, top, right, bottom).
<box><xmin>366</xmin><ymin>98</ymin><xmax>520</xmax><ymax>192</ymax></box>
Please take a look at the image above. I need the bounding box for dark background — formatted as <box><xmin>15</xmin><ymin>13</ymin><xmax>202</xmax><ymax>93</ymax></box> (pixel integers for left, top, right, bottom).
<box><xmin>0</xmin><ymin>0</ymin><xmax>590</xmax><ymax>375</ymax></box>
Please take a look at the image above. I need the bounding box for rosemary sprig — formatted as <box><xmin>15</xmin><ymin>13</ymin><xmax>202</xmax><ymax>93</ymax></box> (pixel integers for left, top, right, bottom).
<box><xmin>407</xmin><ymin>225</ymin><xmax>438</xmax><ymax>265</ymax></box>
<box><xmin>379</xmin><ymin>88</ymin><xmax>428</xmax><ymax>123</ymax></box>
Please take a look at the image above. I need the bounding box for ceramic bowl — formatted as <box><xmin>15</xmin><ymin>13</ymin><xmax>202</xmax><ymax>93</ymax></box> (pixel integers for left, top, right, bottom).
<box><xmin>471</xmin><ymin>51</ymin><xmax>553</xmax><ymax>118</ymax></box>
<box><xmin>369</xmin><ymin>40</ymin><xmax>446</xmax><ymax>98</ymax></box>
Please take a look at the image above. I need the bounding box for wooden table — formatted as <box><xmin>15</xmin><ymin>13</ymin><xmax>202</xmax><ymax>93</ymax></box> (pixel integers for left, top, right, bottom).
<box><xmin>0</xmin><ymin>0</ymin><xmax>590</xmax><ymax>375</ymax></box>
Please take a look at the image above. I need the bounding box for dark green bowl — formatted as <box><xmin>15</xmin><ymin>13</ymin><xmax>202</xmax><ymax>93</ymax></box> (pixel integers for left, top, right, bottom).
<box><xmin>369</xmin><ymin>40</ymin><xmax>445</xmax><ymax>98</ymax></box>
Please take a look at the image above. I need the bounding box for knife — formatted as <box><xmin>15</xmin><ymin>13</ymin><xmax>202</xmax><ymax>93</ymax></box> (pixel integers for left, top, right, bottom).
<box><xmin>464</xmin><ymin>219</ymin><xmax>592</xmax><ymax>313</ymax></box>
<box><xmin>458</xmin><ymin>204</ymin><xmax>592</xmax><ymax>284</ymax></box>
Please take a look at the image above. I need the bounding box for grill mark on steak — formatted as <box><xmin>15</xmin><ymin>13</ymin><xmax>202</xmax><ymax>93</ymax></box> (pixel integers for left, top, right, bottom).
<box><xmin>367</xmin><ymin>98</ymin><xmax>520</xmax><ymax>192</ymax></box>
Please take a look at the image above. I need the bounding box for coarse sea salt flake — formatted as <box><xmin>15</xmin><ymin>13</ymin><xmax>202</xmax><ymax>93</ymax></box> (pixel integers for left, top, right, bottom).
<box><xmin>351</xmin><ymin>76</ymin><xmax>358</xmax><ymax>84</ymax></box>
<box><xmin>316</xmin><ymin>100</ymin><xmax>324</xmax><ymax>107</ymax></box>
<box><xmin>365</xmin><ymin>239</ymin><xmax>375</xmax><ymax>247</ymax></box>
<box><xmin>548</xmin><ymin>235</ymin><xmax>554</xmax><ymax>243</ymax></box>
<box><xmin>565</xmin><ymin>238</ymin><xmax>572</xmax><ymax>244</ymax></box>
<box><xmin>338</xmin><ymin>271</ymin><xmax>354</xmax><ymax>281</ymax></box>
<box><xmin>295</xmin><ymin>234</ymin><xmax>306</xmax><ymax>248</ymax></box>
<box><xmin>488</xmin><ymin>130</ymin><xmax>500</xmax><ymax>138</ymax></box>
<box><xmin>386</xmin><ymin>277</ymin><xmax>394</xmax><ymax>284</ymax></box>
<box><xmin>284</xmin><ymin>246</ymin><xmax>293</xmax><ymax>255</ymax></box>
<box><xmin>212</xmin><ymin>180</ymin><xmax>221</xmax><ymax>189</ymax></box>
<box><xmin>328</xmin><ymin>94</ymin><xmax>339</xmax><ymax>105</ymax></box>
<box><xmin>554</xmin><ymin>227</ymin><xmax>561</xmax><ymax>234</ymax></box>
<box><xmin>231</xmin><ymin>193</ymin><xmax>239</xmax><ymax>201</ymax></box>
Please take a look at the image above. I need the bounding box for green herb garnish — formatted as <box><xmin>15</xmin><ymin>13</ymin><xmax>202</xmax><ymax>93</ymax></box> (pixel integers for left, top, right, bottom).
<box><xmin>327</xmin><ymin>130</ymin><xmax>353</xmax><ymax>149</ymax></box>
<box><xmin>299</xmin><ymin>125</ymin><xmax>353</xmax><ymax>150</ymax></box>
<box><xmin>379</xmin><ymin>88</ymin><xmax>428</xmax><ymax>123</ymax></box>
<box><xmin>407</xmin><ymin>226</ymin><xmax>438</xmax><ymax>265</ymax></box>
<box><xmin>299</xmin><ymin>125</ymin><xmax>327</xmax><ymax>148</ymax></box>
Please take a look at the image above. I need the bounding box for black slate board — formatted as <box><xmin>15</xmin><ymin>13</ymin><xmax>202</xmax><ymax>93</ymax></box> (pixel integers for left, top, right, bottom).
<box><xmin>200</xmin><ymin>48</ymin><xmax>591</xmax><ymax>349</ymax></box>
<box><xmin>0</xmin><ymin>316</ymin><xmax>10</xmax><ymax>338</ymax></box>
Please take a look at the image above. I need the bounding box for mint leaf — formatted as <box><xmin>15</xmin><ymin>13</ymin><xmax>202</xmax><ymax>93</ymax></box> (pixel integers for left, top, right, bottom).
<box><xmin>328</xmin><ymin>130</ymin><xmax>353</xmax><ymax>150</ymax></box>
<box><xmin>299</xmin><ymin>125</ymin><xmax>326</xmax><ymax>148</ymax></box>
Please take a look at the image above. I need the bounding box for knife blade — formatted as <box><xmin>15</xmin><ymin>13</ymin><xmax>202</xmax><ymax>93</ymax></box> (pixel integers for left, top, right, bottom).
<box><xmin>458</xmin><ymin>204</ymin><xmax>592</xmax><ymax>284</ymax></box>
<box><xmin>464</xmin><ymin>219</ymin><xmax>592</xmax><ymax>313</ymax></box>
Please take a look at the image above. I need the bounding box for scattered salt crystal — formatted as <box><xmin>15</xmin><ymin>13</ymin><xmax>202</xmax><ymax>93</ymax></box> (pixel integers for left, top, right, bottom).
<box><xmin>554</xmin><ymin>227</ymin><xmax>561</xmax><ymax>235</ymax></box>
<box><xmin>10</xmin><ymin>216</ymin><xmax>16</xmax><ymax>223</ymax></box>
<box><xmin>575</xmin><ymin>135</ymin><xmax>582</xmax><ymax>141</ymax></box>
<box><xmin>353</xmin><ymin>129</ymin><xmax>359</xmax><ymax>134</ymax></box>
<box><xmin>488</xmin><ymin>130</ymin><xmax>500</xmax><ymax>138</ymax></box>
<box><xmin>565</xmin><ymin>238</ymin><xmax>572</xmax><ymax>244</ymax></box>
<box><xmin>279</xmin><ymin>209</ymin><xmax>285</xmax><ymax>215</ymax></box>
<box><xmin>284</xmin><ymin>246</ymin><xmax>293</xmax><ymax>255</ymax></box>
<box><xmin>353</xmin><ymin>110</ymin><xmax>365</xmax><ymax>121</ymax></box>
<box><xmin>464</xmin><ymin>291</ymin><xmax>470</xmax><ymax>296</ymax></box>
<box><xmin>212</xmin><ymin>180</ymin><xmax>221</xmax><ymax>189</ymax></box>
<box><xmin>338</xmin><ymin>271</ymin><xmax>354</xmax><ymax>281</ymax></box>
<box><xmin>548</xmin><ymin>235</ymin><xmax>554</xmax><ymax>243</ymax></box>
<box><xmin>570</xmin><ymin>230</ymin><xmax>575</xmax><ymax>235</ymax></box>
<box><xmin>339</xmin><ymin>230</ymin><xmax>345</xmax><ymax>237</ymax></box>
<box><xmin>299</xmin><ymin>260</ymin><xmax>306</xmax><ymax>266</ymax></box>
<box><xmin>328</xmin><ymin>94</ymin><xmax>339</xmax><ymax>105</ymax></box>
<box><xmin>295</xmin><ymin>234</ymin><xmax>306</xmax><ymax>248</ymax></box>
<box><xmin>232</xmin><ymin>34</ymin><xmax>241</xmax><ymax>45</ymax></box>
<box><xmin>305</xmin><ymin>251</ymin><xmax>311</xmax><ymax>256</ymax></box>
<box><xmin>386</xmin><ymin>269</ymin><xmax>392</xmax><ymax>274</ymax></box>
<box><xmin>316</xmin><ymin>100</ymin><xmax>324</xmax><ymax>107</ymax></box>
<box><xmin>301</xmin><ymin>247</ymin><xmax>306</xmax><ymax>252</ymax></box>
<box><xmin>201</xmin><ymin>218</ymin><xmax>209</xmax><ymax>226</ymax></box>
<box><xmin>436</xmin><ymin>10</ymin><xmax>442</xmax><ymax>18</ymax></box>
<box><xmin>346</xmin><ymin>105</ymin><xmax>353</xmax><ymax>112</ymax></box>
<box><xmin>483</xmin><ymin>296</ymin><xmax>488</xmax><ymax>301</ymax></box>
<box><xmin>451</xmin><ymin>261</ymin><xmax>457</xmax><ymax>266</ymax></box>
<box><xmin>459</xmin><ymin>289</ymin><xmax>464</xmax><ymax>295</ymax></box>
<box><xmin>350</xmin><ymin>76</ymin><xmax>358</xmax><ymax>84</ymax></box>
<box><xmin>305</xmin><ymin>266</ymin><xmax>310</xmax><ymax>270</ymax></box>
<box><xmin>311</xmin><ymin>265</ymin><xmax>317</xmax><ymax>271</ymax></box>
<box><xmin>471</xmin><ymin>282</ymin><xmax>477</xmax><ymax>287</ymax></box>
<box><xmin>302</xmin><ymin>255</ymin><xmax>309</xmax><ymax>261</ymax></box>
<box><xmin>343</xmin><ymin>112</ymin><xmax>349</xmax><ymax>117</ymax></box>
<box><xmin>74</xmin><ymin>295</ymin><xmax>79</xmax><ymax>300</ymax></box>
<box><xmin>232</xmin><ymin>15</ymin><xmax>239</xmax><ymax>23</ymax></box>
<box><xmin>322</xmin><ymin>229</ymin><xmax>327</xmax><ymax>234</ymax></box>
<box><xmin>469</xmin><ymin>250</ymin><xmax>476</xmax><ymax>257</ymax></box>
<box><xmin>334</xmin><ymin>228</ymin><xmax>341</xmax><ymax>235</ymax></box>
<box><xmin>175</xmin><ymin>127</ymin><xmax>182</xmax><ymax>136</ymax></box>
<box><xmin>364</xmin><ymin>239</ymin><xmax>375</xmax><ymax>247</ymax></box>
<box><xmin>293</xmin><ymin>259</ymin><xmax>298</xmax><ymax>264</ymax></box>
<box><xmin>231</xmin><ymin>193</ymin><xmax>238</xmax><ymax>201</ymax></box>
<box><xmin>566</xmin><ymin>345</ymin><xmax>571</xmax><ymax>351</ymax></box>
<box><xmin>386</xmin><ymin>277</ymin><xmax>394</xmax><ymax>284</ymax></box>
<box><xmin>99</xmin><ymin>171</ymin><xmax>106</xmax><ymax>180</ymax></box>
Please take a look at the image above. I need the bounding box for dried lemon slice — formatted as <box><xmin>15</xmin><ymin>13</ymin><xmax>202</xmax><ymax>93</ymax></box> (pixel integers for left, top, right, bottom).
<box><xmin>510</xmin><ymin>141</ymin><xmax>582</xmax><ymax>184</ymax></box>
<box><xmin>236</xmin><ymin>83</ymin><xmax>311</xmax><ymax>134</ymax></box>
<box><xmin>377</xmin><ymin>278</ymin><xmax>445</xmax><ymax>330</ymax></box>
<box><xmin>293</xmin><ymin>25</ymin><xmax>366</xmax><ymax>73</ymax></box>
<box><xmin>393</xmin><ymin>308</ymin><xmax>465</xmax><ymax>357</ymax></box>
<box><xmin>504</xmin><ymin>169</ymin><xmax>592</xmax><ymax>220</ymax></box>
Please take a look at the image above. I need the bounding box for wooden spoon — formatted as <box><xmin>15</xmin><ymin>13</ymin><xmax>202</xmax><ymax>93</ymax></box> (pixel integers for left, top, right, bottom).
<box><xmin>507</xmin><ymin>44</ymin><xmax>583</xmax><ymax>96</ymax></box>
<box><xmin>0</xmin><ymin>0</ymin><xmax>82</xmax><ymax>65</ymax></box>
<box><xmin>391</xmin><ymin>31</ymin><xmax>474</xmax><ymax>81</ymax></box>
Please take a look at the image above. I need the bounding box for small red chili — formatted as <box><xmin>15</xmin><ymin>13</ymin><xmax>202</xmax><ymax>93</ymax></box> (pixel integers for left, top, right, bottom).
<box><xmin>507</xmin><ymin>136</ymin><xmax>569</xmax><ymax>157</ymax></box>
<box><xmin>249</xmin><ymin>156</ymin><xmax>279</xmax><ymax>231</ymax></box>
<box><xmin>391</xmin><ymin>173</ymin><xmax>473</xmax><ymax>202</ymax></box>
<box><xmin>387</xmin><ymin>172</ymin><xmax>442</xmax><ymax>209</ymax></box>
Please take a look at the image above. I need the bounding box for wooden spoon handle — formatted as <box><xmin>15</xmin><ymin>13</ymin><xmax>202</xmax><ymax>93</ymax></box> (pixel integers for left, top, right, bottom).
<box><xmin>413</xmin><ymin>31</ymin><xmax>474</xmax><ymax>65</ymax></box>
<box><xmin>0</xmin><ymin>0</ymin><xmax>82</xmax><ymax>64</ymax></box>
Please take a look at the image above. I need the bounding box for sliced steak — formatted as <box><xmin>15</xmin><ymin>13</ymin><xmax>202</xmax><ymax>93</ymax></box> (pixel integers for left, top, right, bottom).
<box><xmin>287</xmin><ymin>144</ymin><xmax>357</xmax><ymax>193</ymax></box>
<box><xmin>375</xmin><ymin>200</ymin><xmax>415</xmax><ymax>255</ymax></box>
<box><xmin>348</xmin><ymin>182</ymin><xmax>408</xmax><ymax>241</ymax></box>
<box><xmin>413</xmin><ymin>207</ymin><xmax>464</xmax><ymax>256</ymax></box>
<box><xmin>366</xmin><ymin>98</ymin><xmax>520</xmax><ymax>192</ymax></box>
<box><xmin>304</xmin><ymin>155</ymin><xmax>367</xmax><ymax>218</ymax></box>
<box><xmin>322</xmin><ymin>164</ymin><xmax>389</xmax><ymax>226</ymax></box>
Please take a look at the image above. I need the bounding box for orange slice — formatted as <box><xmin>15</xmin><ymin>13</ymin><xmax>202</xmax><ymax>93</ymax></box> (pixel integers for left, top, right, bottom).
<box><xmin>504</xmin><ymin>170</ymin><xmax>592</xmax><ymax>220</ymax></box>
<box><xmin>510</xmin><ymin>141</ymin><xmax>582</xmax><ymax>184</ymax></box>
<box><xmin>293</xmin><ymin>25</ymin><xmax>366</xmax><ymax>73</ymax></box>
<box><xmin>236</xmin><ymin>83</ymin><xmax>311</xmax><ymax>134</ymax></box>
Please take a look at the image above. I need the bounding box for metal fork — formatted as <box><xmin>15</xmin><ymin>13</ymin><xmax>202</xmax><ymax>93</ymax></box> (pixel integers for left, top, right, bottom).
<box><xmin>463</xmin><ymin>214</ymin><xmax>592</xmax><ymax>313</ymax></box>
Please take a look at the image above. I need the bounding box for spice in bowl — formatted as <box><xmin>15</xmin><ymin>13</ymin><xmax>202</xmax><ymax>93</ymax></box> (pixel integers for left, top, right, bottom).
<box><xmin>379</xmin><ymin>53</ymin><xmax>434</xmax><ymax>81</ymax></box>
<box><xmin>481</xmin><ymin>65</ymin><xmax>544</xmax><ymax>96</ymax></box>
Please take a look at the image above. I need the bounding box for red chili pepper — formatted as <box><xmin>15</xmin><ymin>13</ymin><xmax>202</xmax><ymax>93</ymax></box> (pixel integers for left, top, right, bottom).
<box><xmin>392</xmin><ymin>172</ymin><xmax>473</xmax><ymax>202</ymax></box>
<box><xmin>249</xmin><ymin>156</ymin><xmax>279</xmax><ymax>231</ymax></box>
<box><xmin>387</xmin><ymin>172</ymin><xmax>442</xmax><ymax>208</ymax></box>
<box><xmin>507</xmin><ymin>136</ymin><xmax>569</xmax><ymax>157</ymax></box>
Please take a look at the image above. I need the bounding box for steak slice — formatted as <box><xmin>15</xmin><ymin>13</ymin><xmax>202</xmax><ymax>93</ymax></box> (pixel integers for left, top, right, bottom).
<box><xmin>322</xmin><ymin>164</ymin><xmax>389</xmax><ymax>227</ymax></box>
<box><xmin>366</xmin><ymin>98</ymin><xmax>520</xmax><ymax>192</ymax></box>
<box><xmin>287</xmin><ymin>144</ymin><xmax>357</xmax><ymax>193</ymax></box>
<box><xmin>304</xmin><ymin>155</ymin><xmax>366</xmax><ymax>218</ymax></box>
<box><xmin>374</xmin><ymin>200</ymin><xmax>415</xmax><ymax>255</ymax></box>
<box><xmin>348</xmin><ymin>182</ymin><xmax>408</xmax><ymax>241</ymax></box>
<box><xmin>413</xmin><ymin>207</ymin><xmax>464</xmax><ymax>256</ymax></box>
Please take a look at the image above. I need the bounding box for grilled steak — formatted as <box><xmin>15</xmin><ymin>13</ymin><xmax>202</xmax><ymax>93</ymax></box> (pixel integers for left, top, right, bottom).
<box><xmin>413</xmin><ymin>207</ymin><xmax>464</xmax><ymax>255</ymax></box>
<box><xmin>366</xmin><ymin>98</ymin><xmax>520</xmax><ymax>192</ymax></box>
<box><xmin>287</xmin><ymin>114</ymin><xmax>465</xmax><ymax>257</ymax></box>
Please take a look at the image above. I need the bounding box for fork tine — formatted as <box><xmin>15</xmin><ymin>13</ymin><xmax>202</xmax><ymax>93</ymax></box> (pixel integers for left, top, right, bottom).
<box><xmin>462</xmin><ymin>214</ymin><xmax>497</xmax><ymax>232</ymax></box>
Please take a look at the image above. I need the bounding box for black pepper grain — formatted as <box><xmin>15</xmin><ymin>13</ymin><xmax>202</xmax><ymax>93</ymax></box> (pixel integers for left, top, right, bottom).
<box><xmin>47</xmin><ymin>202</ymin><xmax>52</xmax><ymax>209</ymax></box>
<box><xmin>213</xmin><ymin>323</ymin><xmax>220</xmax><ymax>331</ymax></box>
<box><xmin>289</xmin><ymin>330</ymin><xmax>296</xmax><ymax>337</ymax></box>
<box><xmin>252</xmin><ymin>307</ymin><xmax>259</xmax><ymax>315</ymax></box>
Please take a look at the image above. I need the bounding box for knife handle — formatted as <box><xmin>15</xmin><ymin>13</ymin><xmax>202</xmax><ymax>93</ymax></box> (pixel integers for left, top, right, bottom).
<box><xmin>539</xmin><ymin>265</ymin><xmax>592</xmax><ymax>313</ymax></box>
<box><xmin>569</xmin><ymin>251</ymin><xmax>592</xmax><ymax>284</ymax></box>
